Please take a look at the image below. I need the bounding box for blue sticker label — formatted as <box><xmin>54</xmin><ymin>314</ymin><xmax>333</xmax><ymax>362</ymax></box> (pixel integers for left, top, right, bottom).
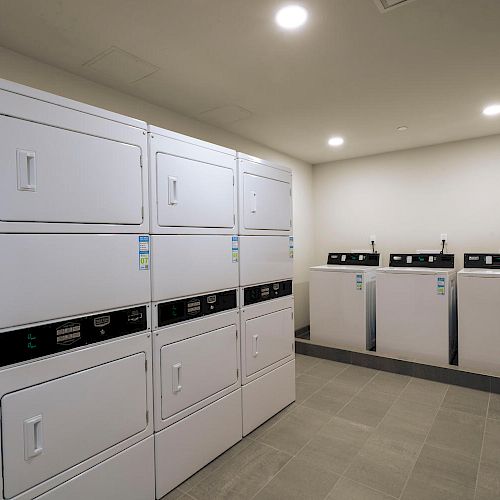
<box><xmin>437</xmin><ymin>277</ymin><xmax>445</xmax><ymax>295</ymax></box>
<box><xmin>139</xmin><ymin>235</ymin><xmax>150</xmax><ymax>271</ymax></box>
<box><xmin>289</xmin><ymin>236</ymin><xmax>294</xmax><ymax>258</ymax></box>
<box><xmin>356</xmin><ymin>274</ymin><xmax>363</xmax><ymax>290</ymax></box>
<box><xmin>232</xmin><ymin>235</ymin><xmax>239</xmax><ymax>263</ymax></box>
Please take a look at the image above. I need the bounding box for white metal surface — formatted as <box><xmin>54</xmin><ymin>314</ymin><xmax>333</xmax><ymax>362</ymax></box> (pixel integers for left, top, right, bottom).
<box><xmin>238</xmin><ymin>155</ymin><xmax>292</xmax><ymax>236</ymax></box>
<box><xmin>149</xmin><ymin>127</ymin><xmax>237</xmax><ymax>234</ymax></box>
<box><xmin>35</xmin><ymin>437</ymin><xmax>155</xmax><ymax>500</ymax></box>
<box><xmin>154</xmin><ymin>389</ymin><xmax>242</xmax><ymax>498</ymax></box>
<box><xmin>309</xmin><ymin>265</ymin><xmax>378</xmax><ymax>350</ymax></box>
<box><xmin>0</xmin><ymin>80</ymin><xmax>148</xmax><ymax>233</ymax></box>
<box><xmin>242</xmin><ymin>360</ymin><xmax>295</xmax><ymax>436</ymax></box>
<box><xmin>0</xmin><ymin>234</ymin><xmax>151</xmax><ymax>330</ymax></box>
<box><xmin>458</xmin><ymin>269</ymin><xmax>500</xmax><ymax>375</ymax></box>
<box><xmin>239</xmin><ymin>236</ymin><xmax>293</xmax><ymax>287</ymax></box>
<box><xmin>153</xmin><ymin>310</ymin><xmax>240</xmax><ymax>430</ymax></box>
<box><xmin>240</xmin><ymin>295</ymin><xmax>294</xmax><ymax>384</ymax></box>
<box><xmin>150</xmin><ymin>235</ymin><xmax>239</xmax><ymax>301</ymax></box>
<box><xmin>376</xmin><ymin>267</ymin><xmax>457</xmax><ymax>365</ymax></box>
<box><xmin>0</xmin><ymin>332</ymin><xmax>153</xmax><ymax>500</ymax></box>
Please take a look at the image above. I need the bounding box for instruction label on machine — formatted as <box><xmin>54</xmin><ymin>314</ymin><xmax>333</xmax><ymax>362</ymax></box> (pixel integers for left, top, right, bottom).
<box><xmin>232</xmin><ymin>236</ymin><xmax>239</xmax><ymax>263</ymax></box>
<box><xmin>437</xmin><ymin>277</ymin><xmax>445</xmax><ymax>295</ymax></box>
<box><xmin>356</xmin><ymin>274</ymin><xmax>363</xmax><ymax>290</ymax></box>
<box><xmin>289</xmin><ymin>236</ymin><xmax>294</xmax><ymax>258</ymax></box>
<box><xmin>138</xmin><ymin>235</ymin><xmax>150</xmax><ymax>271</ymax></box>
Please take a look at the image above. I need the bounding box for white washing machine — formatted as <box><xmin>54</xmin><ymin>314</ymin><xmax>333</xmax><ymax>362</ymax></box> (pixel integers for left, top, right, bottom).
<box><xmin>0</xmin><ymin>306</ymin><xmax>154</xmax><ymax>500</ymax></box>
<box><xmin>148</xmin><ymin>125</ymin><xmax>237</xmax><ymax>235</ymax></box>
<box><xmin>459</xmin><ymin>253</ymin><xmax>500</xmax><ymax>375</ymax></box>
<box><xmin>310</xmin><ymin>252</ymin><xmax>380</xmax><ymax>351</ymax></box>
<box><xmin>237</xmin><ymin>153</ymin><xmax>292</xmax><ymax>237</ymax></box>
<box><xmin>0</xmin><ymin>78</ymin><xmax>149</xmax><ymax>234</ymax></box>
<box><xmin>376</xmin><ymin>253</ymin><xmax>457</xmax><ymax>365</ymax></box>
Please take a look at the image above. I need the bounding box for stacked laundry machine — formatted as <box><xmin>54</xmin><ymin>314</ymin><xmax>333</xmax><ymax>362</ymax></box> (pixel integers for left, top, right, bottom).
<box><xmin>0</xmin><ymin>80</ymin><xmax>155</xmax><ymax>499</ymax></box>
<box><xmin>148</xmin><ymin>127</ymin><xmax>243</xmax><ymax>497</ymax></box>
<box><xmin>238</xmin><ymin>154</ymin><xmax>296</xmax><ymax>436</ymax></box>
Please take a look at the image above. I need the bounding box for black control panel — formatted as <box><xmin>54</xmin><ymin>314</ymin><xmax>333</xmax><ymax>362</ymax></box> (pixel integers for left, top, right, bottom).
<box><xmin>244</xmin><ymin>280</ymin><xmax>293</xmax><ymax>306</ymax></box>
<box><xmin>0</xmin><ymin>306</ymin><xmax>148</xmax><ymax>368</ymax></box>
<box><xmin>464</xmin><ymin>254</ymin><xmax>500</xmax><ymax>269</ymax></box>
<box><xmin>327</xmin><ymin>253</ymin><xmax>380</xmax><ymax>266</ymax></box>
<box><xmin>158</xmin><ymin>289</ymin><xmax>237</xmax><ymax>327</ymax></box>
<box><xmin>389</xmin><ymin>253</ymin><xmax>455</xmax><ymax>268</ymax></box>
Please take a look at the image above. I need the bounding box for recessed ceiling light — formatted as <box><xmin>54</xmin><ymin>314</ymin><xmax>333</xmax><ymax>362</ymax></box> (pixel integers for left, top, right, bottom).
<box><xmin>275</xmin><ymin>5</ymin><xmax>308</xmax><ymax>30</ymax></box>
<box><xmin>396</xmin><ymin>125</ymin><xmax>408</xmax><ymax>132</ymax></box>
<box><xmin>328</xmin><ymin>136</ymin><xmax>344</xmax><ymax>147</ymax></box>
<box><xmin>483</xmin><ymin>104</ymin><xmax>500</xmax><ymax>116</ymax></box>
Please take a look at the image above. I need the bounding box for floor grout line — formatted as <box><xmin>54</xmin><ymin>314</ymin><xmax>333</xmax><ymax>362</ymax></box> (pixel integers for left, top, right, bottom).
<box><xmin>473</xmin><ymin>392</ymin><xmax>490</xmax><ymax>500</ymax></box>
<box><xmin>396</xmin><ymin>382</ymin><xmax>450</xmax><ymax>499</ymax></box>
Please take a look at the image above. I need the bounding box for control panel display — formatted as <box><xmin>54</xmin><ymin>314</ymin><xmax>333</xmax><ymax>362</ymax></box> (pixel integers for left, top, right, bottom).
<box><xmin>0</xmin><ymin>306</ymin><xmax>148</xmax><ymax>368</ymax></box>
<box><xmin>327</xmin><ymin>253</ymin><xmax>380</xmax><ymax>266</ymax></box>
<box><xmin>157</xmin><ymin>289</ymin><xmax>237</xmax><ymax>327</ymax></box>
<box><xmin>464</xmin><ymin>253</ymin><xmax>500</xmax><ymax>269</ymax></box>
<box><xmin>244</xmin><ymin>280</ymin><xmax>293</xmax><ymax>306</ymax></box>
<box><xmin>389</xmin><ymin>253</ymin><xmax>455</xmax><ymax>268</ymax></box>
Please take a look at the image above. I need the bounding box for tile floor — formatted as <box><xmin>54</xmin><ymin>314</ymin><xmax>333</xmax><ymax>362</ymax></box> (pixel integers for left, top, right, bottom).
<box><xmin>162</xmin><ymin>354</ymin><xmax>500</xmax><ymax>500</ymax></box>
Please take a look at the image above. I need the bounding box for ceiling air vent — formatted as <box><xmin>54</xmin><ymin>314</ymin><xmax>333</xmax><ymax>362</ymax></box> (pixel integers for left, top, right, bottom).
<box><xmin>374</xmin><ymin>0</ymin><xmax>417</xmax><ymax>12</ymax></box>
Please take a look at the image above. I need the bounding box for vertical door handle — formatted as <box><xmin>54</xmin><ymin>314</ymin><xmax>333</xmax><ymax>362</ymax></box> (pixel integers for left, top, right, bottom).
<box><xmin>252</xmin><ymin>334</ymin><xmax>259</xmax><ymax>357</ymax></box>
<box><xmin>250</xmin><ymin>191</ymin><xmax>257</xmax><ymax>213</ymax></box>
<box><xmin>24</xmin><ymin>415</ymin><xmax>43</xmax><ymax>460</ymax></box>
<box><xmin>172</xmin><ymin>363</ymin><xmax>182</xmax><ymax>393</ymax></box>
<box><xmin>17</xmin><ymin>150</ymin><xmax>37</xmax><ymax>192</ymax></box>
<box><xmin>168</xmin><ymin>176</ymin><xmax>178</xmax><ymax>205</ymax></box>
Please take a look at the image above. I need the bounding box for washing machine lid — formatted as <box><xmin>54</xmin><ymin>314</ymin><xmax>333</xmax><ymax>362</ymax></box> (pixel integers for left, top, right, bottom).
<box><xmin>310</xmin><ymin>265</ymin><xmax>379</xmax><ymax>273</ymax></box>
<box><xmin>459</xmin><ymin>268</ymin><xmax>500</xmax><ymax>278</ymax></box>
<box><xmin>378</xmin><ymin>267</ymin><xmax>456</xmax><ymax>276</ymax></box>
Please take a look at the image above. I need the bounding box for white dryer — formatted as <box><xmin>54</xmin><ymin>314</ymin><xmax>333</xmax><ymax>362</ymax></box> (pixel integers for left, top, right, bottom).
<box><xmin>0</xmin><ymin>306</ymin><xmax>154</xmax><ymax>500</ymax></box>
<box><xmin>0</xmin><ymin>78</ymin><xmax>149</xmax><ymax>234</ymax></box>
<box><xmin>459</xmin><ymin>253</ymin><xmax>500</xmax><ymax>375</ymax></box>
<box><xmin>376</xmin><ymin>253</ymin><xmax>457</xmax><ymax>365</ymax></box>
<box><xmin>310</xmin><ymin>252</ymin><xmax>380</xmax><ymax>351</ymax></box>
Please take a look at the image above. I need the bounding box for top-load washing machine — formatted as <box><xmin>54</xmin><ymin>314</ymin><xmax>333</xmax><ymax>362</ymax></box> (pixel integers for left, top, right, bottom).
<box><xmin>0</xmin><ymin>78</ymin><xmax>149</xmax><ymax>234</ymax></box>
<box><xmin>376</xmin><ymin>253</ymin><xmax>457</xmax><ymax>365</ymax></box>
<box><xmin>459</xmin><ymin>253</ymin><xmax>500</xmax><ymax>375</ymax></box>
<box><xmin>310</xmin><ymin>252</ymin><xmax>380</xmax><ymax>351</ymax></box>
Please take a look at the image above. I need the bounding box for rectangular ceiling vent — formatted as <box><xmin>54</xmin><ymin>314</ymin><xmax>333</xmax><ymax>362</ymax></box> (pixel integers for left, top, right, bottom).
<box><xmin>374</xmin><ymin>0</ymin><xmax>417</xmax><ymax>12</ymax></box>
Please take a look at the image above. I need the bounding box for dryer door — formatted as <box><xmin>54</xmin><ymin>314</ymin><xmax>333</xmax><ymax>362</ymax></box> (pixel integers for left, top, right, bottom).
<box><xmin>1</xmin><ymin>353</ymin><xmax>148</xmax><ymax>499</ymax></box>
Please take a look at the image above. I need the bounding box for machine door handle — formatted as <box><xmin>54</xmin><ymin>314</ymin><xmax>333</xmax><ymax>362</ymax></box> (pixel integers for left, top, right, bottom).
<box><xmin>17</xmin><ymin>150</ymin><xmax>37</xmax><ymax>192</ymax></box>
<box><xmin>24</xmin><ymin>415</ymin><xmax>43</xmax><ymax>460</ymax></box>
<box><xmin>250</xmin><ymin>191</ymin><xmax>257</xmax><ymax>213</ymax></box>
<box><xmin>168</xmin><ymin>176</ymin><xmax>178</xmax><ymax>205</ymax></box>
<box><xmin>252</xmin><ymin>334</ymin><xmax>259</xmax><ymax>357</ymax></box>
<box><xmin>172</xmin><ymin>363</ymin><xmax>182</xmax><ymax>393</ymax></box>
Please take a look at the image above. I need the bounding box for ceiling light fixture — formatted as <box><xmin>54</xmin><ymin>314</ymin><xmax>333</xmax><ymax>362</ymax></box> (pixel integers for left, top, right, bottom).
<box><xmin>483</xmin><ymin>104</ymin><xmax>500</xmax><ymax>117</ymax></box>
<box><xmin>396</xmin><ymin>125</ymin><xmax>408</xmax><ymax>132</ymax></box>
<box><xmin>275</xmin><ymin>5</ymin><xmax>308</xmax><ymax>30</ymax></box>
<box><xmin>328</xmin><ymin>136</ymin><xmax>344</xmax><ymax>147</ymax></box>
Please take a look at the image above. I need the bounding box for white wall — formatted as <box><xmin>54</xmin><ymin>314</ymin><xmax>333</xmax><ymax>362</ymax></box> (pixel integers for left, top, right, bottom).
<box><xmin>313</xmin><ymin>134</ymin><xmax>500</xmax><ymax>270</ymax></box>
<box><xmin>0</xmin><ymin>46</ymin><xmax>314</xmax><ymax>329</ymax></box>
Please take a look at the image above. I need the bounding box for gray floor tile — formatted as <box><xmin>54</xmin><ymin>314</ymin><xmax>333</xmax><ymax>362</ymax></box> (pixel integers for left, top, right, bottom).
<box><xmin>295</xmin><ymin>417</ymin><xmax>373</xmax><ymax>474</ymax></box>
<box><xmin>399</xmin><ymin>378</ymin><xmax>448</xmax><ymax>407</ymax></box>
<box><xmin>376</xmin><ymin>398</ymin><xmax>438</xmax><ymax>445</ymax></box>
<box><xmin>247</xmin><ymin>403</ymin><xmax>296</xmax><ymax>440</ymax></box>
<box><xmin>337</xmin><ymin>387</ymin><xmax>396</xmax><ymax>428</ymax></box>
<box><xmin>481</xmin><ymin>418</ymin><xmax>500</xmax><ymax>467</ymax></box>
<box><xmin>401</xmin><ymin>444</ymin><xmax>478</xmax><ymax>500</ymax></box>
<box><xmin>427</xmin><ymin>408</ymin><xmax>485</xmax><ymax>459</ymax></box>
<box><xmin>159</xmin><ymin>487</ymin><xmax>187</xmax><ymax>499</ymax></box>
<box><xmin>254</xmin><ymin>457</ymin><xmax>340</xmax><ymax>500</ymax></box>
<box><xmin>344</xmin><ymin>432</ymin><xmax>420</xmax><ymax>498</ymax></box>
<box><xmin>295</xmin><ymin>354</ymin><xmax>321</xmax><ymax>374</ymax></box>
<box><xmin>301</xmin><ymin>382</ymin><xmax>357</xmax><ymax>415</ymax></box>
<box><xmin>332</xmin><ymin>365</ymin><xmax>378</xmax><ymax>391</ymax></box>
<box><xmin>188</xmin><ymin>441</ymin><xmax>291</xmax><ymax>500</ymax></box>
<box><xmin>258</xmin><ymin>404</ymin><xmax>331</xmax><ymax>455</ymax></box>
<box><xmin>488</xmin><ymin>393</ymin><xmax>500</xmax><ymax>420</ymax></box>
<box><xmin>304</xmin><ymin>359</ymin><xmax>349</xmax><ymax>380</ymax></box>
<box><xmin>441</xmin><ymin>385</ymin><xmax>490</xmax><ymax>417</ymax></box>
<box><xmin>295</xmin><ymin>373</ymin><xmax>327</xmax><ymax>403</ymax></box>
<box><xmin>476</xmin><ymin>462</ymin><xmax>500</xmax><ymax>500</ymax></box>
<box><xmin>365</xmin><ymin>371</ymin><xmax>411</xmax><ymax>395</ymax></box>
<box><xmin>327</xmin><ymin>477</ymin><xmax>396</xmax><ymax>500</ymax></box>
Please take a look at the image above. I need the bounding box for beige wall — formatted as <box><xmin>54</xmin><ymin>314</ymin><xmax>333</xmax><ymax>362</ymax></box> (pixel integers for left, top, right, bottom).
<box><xmin>313</xmin><ymin>134</ymin><xmax>500</xmax><ymax>271</ymax></box>
<box><xmin>0</xmin><ymin>46</ymin><xmax>314</xmax><ymax>329</ymax></box>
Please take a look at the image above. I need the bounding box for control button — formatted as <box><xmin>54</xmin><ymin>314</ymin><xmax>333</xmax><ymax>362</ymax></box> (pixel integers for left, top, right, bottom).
<box><xmin>429</xmin><ymin>256</ymin><xmax>434</xmax><ymax>263</ymax></box>
<box><xmin>341</xmin><ymin>254</ymin><xmax>347</xmax><ymax>262</ymax></box>
<box><xmin>359</xmin><ymin>255</ymin><xmax>364</xmax><ymax>261</ymax></box>
<box><xmin>486</xmin><ymin>256</ymin><xmax>493</xmax><ymax>265</ymax></box>
<box><xmin>406</xmin><ymin>256</ymin><xmax>413</xmax><ymax>264</ymax></box>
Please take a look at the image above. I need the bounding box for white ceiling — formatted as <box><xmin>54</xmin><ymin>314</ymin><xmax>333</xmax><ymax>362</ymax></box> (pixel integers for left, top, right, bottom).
<box><xmin>1</xmin><ymin>0</ymin><xmax>500</xmax><ymax>164</ymax></box>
